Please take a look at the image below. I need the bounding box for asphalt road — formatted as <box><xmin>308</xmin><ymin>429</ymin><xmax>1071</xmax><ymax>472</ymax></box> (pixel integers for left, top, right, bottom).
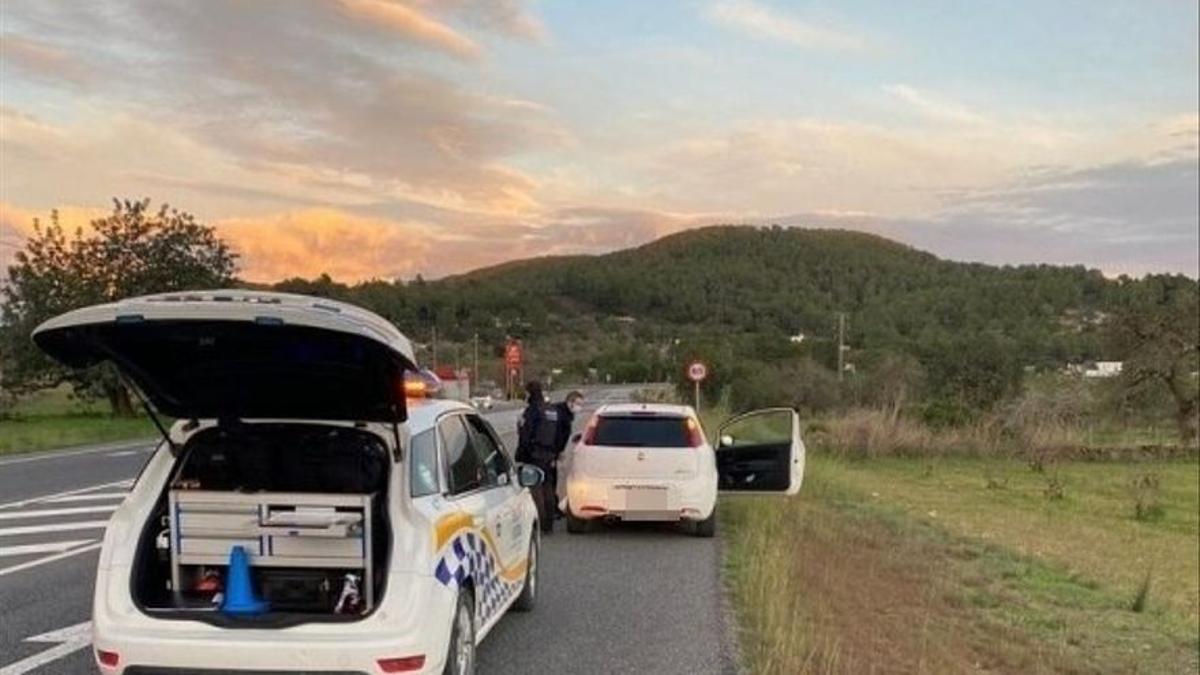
<box><xmin>0</xmin><ymin>384</ymin><xmax>737</xmax><ymax>675</ymax></box>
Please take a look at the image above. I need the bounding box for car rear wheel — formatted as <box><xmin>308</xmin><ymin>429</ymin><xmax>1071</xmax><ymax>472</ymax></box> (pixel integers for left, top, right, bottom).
<box><xmin>566</xmin><ymin>511</ymin><xmax>589</xmax><ymax>534</ymax></box>
<box><xmin>513</xmin><ymin>535</ymin><xmax>538</xmax><ymax>611</ymax></box>
<box><xmin>443</xmin><ymin>590</ymin><xmax>476</xmax><ymax>675</ymax></box>
<box><xmin>693</xmin><ymin>511</ymin><xmax>716</xmax><ymax>538</ymax></box>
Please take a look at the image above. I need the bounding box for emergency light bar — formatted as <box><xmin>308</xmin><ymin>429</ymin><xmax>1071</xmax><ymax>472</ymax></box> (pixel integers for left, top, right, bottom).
<box><xmin>402</xmin><ymin>369</ymin><xmax>442</xmax><ymax>399</ymax></box>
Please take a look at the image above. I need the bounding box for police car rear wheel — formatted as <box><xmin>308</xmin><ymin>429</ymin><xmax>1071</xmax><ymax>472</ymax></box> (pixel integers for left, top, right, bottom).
<box><xmin>444</xmin><ymin>591</ymin><xmax>476</xmax><ymax>675</ymax></box>
<box><xmin>513</xmin><ymin>536</ymin><xmax>538</xmax><ymax>611</ymax></box>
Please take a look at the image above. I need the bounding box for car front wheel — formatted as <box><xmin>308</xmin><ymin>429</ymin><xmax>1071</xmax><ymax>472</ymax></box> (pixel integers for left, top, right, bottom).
<box><xmin>513</xmin><ymin>535</ymin><xmax>538</xmax><ymax>611</ymax></box>
<box><xmin>443</xmin><ymin>591</ymin><xmax>476</xmax><ymax>675</ymax></box>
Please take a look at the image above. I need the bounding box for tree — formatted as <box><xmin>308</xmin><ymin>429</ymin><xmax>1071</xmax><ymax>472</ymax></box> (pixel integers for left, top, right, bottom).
<box><xmin>1</xmin><ymin>199</ymin><xmax>238</xmax><ymax>415</ymax></box>
<box><xmin>853</xmin><ymin>350</ymin><xmax>925</xmax><ymax>415</ymax></box>
<box><xmin>918</xmin><ymin>332</ymin><xmax>1022</xmax><ymax>415</ymax></box>
<box><xmin>1107</xmin><ymin>275</ymin><xmax>1200</xmax><ymax>444</ymax></box>
<box><xmin>733</xmin><ymin>359</ymin><xmax>840</xmax><ymax>415</ymax></box>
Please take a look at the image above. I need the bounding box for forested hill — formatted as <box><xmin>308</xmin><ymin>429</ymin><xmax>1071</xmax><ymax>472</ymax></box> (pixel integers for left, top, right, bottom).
<box><xmin>276</xmin><ymin>225</ymin><xmax>1116</xmax><ymax>376</ymax></box>
<box><xmin>448</xmin><ymin>225</ymin><xmax>1110</xmax><ymax>350</ymax></box>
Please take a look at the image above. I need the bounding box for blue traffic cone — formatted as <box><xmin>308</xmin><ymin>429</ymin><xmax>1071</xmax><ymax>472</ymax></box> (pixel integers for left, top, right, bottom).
<box><xmin>221</xmin><ymin>545</ymin><xmax>268</xmax><ymax>615</ymax></box>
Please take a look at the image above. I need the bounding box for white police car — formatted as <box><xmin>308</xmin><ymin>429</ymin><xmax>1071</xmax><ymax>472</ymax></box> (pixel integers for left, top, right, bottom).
<box><xmin>563</xmin><ymin>403</ymin><xmax>804</xmax><ymax>536</ymax></box>
<box><xmin>33</xmin><ymin>291</ymin><xmax>542</xmax><ymax>675</ymax></box>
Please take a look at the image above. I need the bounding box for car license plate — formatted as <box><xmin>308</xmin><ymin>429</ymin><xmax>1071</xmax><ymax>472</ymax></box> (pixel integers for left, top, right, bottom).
<box><xmin>618</xmin><ymin>485</ymin><xmax>668</xmax><ymax>511</ymax></box>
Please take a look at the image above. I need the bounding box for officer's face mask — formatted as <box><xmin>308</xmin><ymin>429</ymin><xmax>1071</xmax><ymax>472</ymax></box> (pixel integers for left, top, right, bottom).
<box><xmin>569</xmin><ymin>400</ymin><xmax>583</xmax><ymax>414</ymax></box>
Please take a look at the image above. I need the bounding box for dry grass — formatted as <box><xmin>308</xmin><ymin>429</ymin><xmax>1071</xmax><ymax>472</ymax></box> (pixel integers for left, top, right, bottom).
<box><xmin>807</xmin><ymin>408</ymin><xmax>1196</xmax><ymax>461</ymax></box>
<box><xmin>721</xmin><ymin>458</ymin><xmax>1199</xmax><ymax>675</ymax></box>
<box><xmin>820</xmin><ymin>457</ymin><xmax>1200</xmax><ymax>624</ymax></box>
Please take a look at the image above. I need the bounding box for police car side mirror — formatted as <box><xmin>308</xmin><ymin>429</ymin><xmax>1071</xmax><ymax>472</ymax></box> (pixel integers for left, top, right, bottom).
<box><xmin>518</xmin><ymin>464</ymin><xmax>544</xmax><ymax>488</ymax></box>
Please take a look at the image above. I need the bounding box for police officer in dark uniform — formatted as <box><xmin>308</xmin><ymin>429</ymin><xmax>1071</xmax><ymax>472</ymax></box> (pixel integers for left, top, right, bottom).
<box><xmin>549</xmin><ymin>391</ymin><xmax>585</xmax><ymax>516</ymax></box>
<box><xmin>517</xmin><ymin>381</ymin><xmax>559</xmax><ymax>534</ymax></box>
<box><xmin>552</xmin><ymin>391</ymin><xmax>585</xmax><ymax>458</ymax></box>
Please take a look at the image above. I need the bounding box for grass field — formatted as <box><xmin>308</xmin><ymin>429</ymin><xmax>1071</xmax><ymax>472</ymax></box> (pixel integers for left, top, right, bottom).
<box><xmin>0</xmin><ymin>386</ymin><xmax>155</xmax><ymax>455</ymax></box>
<box><xmin>720</xmin><ymin>455</ymin><xmax>1200</xmax><ymax>674</ymax></box>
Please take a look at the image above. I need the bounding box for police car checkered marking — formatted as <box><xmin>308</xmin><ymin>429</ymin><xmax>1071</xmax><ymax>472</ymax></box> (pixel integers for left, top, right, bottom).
<box><xmin>434</xmin><ymin>528</ymin><xmax>523</xmax><ymax>622</ymax></box>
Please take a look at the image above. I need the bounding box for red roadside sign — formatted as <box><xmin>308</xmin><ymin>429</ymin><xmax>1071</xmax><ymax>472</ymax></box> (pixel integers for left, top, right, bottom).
<box><xmin>687</xmin><ymin>361</ymin><xmax>708</xmax><ymax>382</ymax></box>
<box><xmin>504</xmin><ymin>340</ymin><xmax>523</xmax><ymax>367</ymax></box>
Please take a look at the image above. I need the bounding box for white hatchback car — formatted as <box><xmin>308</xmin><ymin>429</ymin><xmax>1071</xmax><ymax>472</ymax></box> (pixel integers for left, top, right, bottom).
<box><xmin>563</xmin><ymin>403</ymin><xmax>805</xmax><ymax>536</ymax></box>
<box><xmin>33</xmin><ymin>291</ymin><xmax>542</xmax><ymax>675</ymax></box>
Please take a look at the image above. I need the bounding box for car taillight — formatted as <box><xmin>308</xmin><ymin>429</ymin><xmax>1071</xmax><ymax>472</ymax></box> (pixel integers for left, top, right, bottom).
<box><xmin>378</xmin><ymin>655</ymin><xmax>426</xmax><ymax>673</ymax></box>
<box><xmin>686</xmin><ymin>418</ymin><xmax>704</xmax><ymax>447</ymax></box>
<box><xmin>96</xmin><ymin>649</ymin><xmax>120</xmax><ymax>668</ymax></box>
<box><xmin>581</xmin><ymin>416</ymin><xmax>599</xmax><ymax>445</ymax></box>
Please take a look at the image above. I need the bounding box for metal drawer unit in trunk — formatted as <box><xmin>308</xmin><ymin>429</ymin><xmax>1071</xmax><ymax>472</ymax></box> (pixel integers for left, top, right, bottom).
<box><xmin>168</xmin><ymin>489</ymin><xmax>376</xmax><ymax>610</ymax></box>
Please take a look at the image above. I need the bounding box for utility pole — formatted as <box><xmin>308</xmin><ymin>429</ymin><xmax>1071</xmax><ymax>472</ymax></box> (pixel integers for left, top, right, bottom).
<box><xmin>837</xmin><ymin>312</ymin><xmax>846</xmax><ymax>383</ymax></box>
<box><xmin>431</xmin><ymin>325</ymin><xmax>438</xmax><ymax>369</ymax></box>
<box><xmin>472</xmin><ymin>332</ymin><xmax>479</xmax><ymax>391</ymax></box>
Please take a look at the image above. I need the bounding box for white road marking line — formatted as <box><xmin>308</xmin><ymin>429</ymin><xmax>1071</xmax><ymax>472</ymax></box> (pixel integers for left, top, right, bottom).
<box><xmin>0</xmin><ymin>621</ymin><xmax>92</xmax><ymax>675</ymax></box>
<box><xmin>0</xmin><ymin>505</ymin><xmax>118</xmax><ymax>521</ymax></box>
<box><xmin>0</xmin><ymin>479</ymin><xmax>133</xmax><ymax>511</ymax></box>
<box><xmin>107</xmin><ymin>450</ymin><xmax>138</xmax><ymax>457</ymax></box>
<box><xmin>0</xmin><ymin>541</ymin><xmax>102</xmax><ymax>577</ymax></box>
<box><xmin>27</xmin><ymin>619</ymin><xmax>91</xmax><ymax>638</ymax></box>
<box><xmin>27</xmin><ymin>620</ymin><xmax>92</xmax><ymax>643</ymax></box>
<box><xmin>43</xmin><ymin>492</ymin><xmax>128</xmax><ymax>504</ymax></box>
<box><xmin>0</xmin><ymin>539</ymin><xmax>96</xmax><ymax>558</ymax></box>
<box><xmin>0</xmin><ymin>520</ymin><xmax>110</xmax><ymax>537</ymax></box>
<box><xmin>0</xmin><ymin>439</ymin><xmax>154</xmax><ymax>466</ymax></box>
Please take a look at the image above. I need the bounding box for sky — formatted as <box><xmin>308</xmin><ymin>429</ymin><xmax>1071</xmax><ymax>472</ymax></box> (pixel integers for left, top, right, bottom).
<box><xmin>1</xmin><ymin>0</ymin><xmax>1197</xmax><ymax>281</ymax></box>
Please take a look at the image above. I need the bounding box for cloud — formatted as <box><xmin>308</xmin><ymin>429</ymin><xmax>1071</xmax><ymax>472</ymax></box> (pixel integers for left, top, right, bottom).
<box><xmin>1</xmin><ymin>1</ymin><xmax>1194</xmax><ymax>279</ymax></box>
<box><xmin>0</xmin><ymin>202</ymin><xmax>38</xmax><ymax>268</ymax></box>
<box><xmin>215</xmin><ymin>209</ymin><xmax>437</xmax><ymax>282</ymax></box>
<box><xmin>443</xmin><ymin>0</ymin><xmax>546</xmax><ymax>42</ymax></box>
<box><xmin>0</xmin><ymin>201</ymin><xmax>111</xmax><ymax>268</ymax></box>
<box><xmin>633</xmin><ymin>118</ymin><xmax>1016</xmax><ymax>217</ymax></box>
<box><xmin>773</xmin><ymin>153</ymin><xmax>1199</xmax><ymax>276</ymax></box>
<box><xmin>334</xmin><ymin>0</ymin><xmax>481</xmax><ymax>59</ymax></box>
<box><xmin>213</xmin><ymin>205</ymin><xmax>703</xmax><ymax>281</ymax></box>
<box><xmin>882</xmin><ymin>84</ymin><xmax>989</xmax><ymax>127</ymax></box>
<box><xmin>0</xmin><ymin>33</ymin><xmax>92</xmax><ymax>85</ymax></box>
<box><xmin>707</xmin><ymin>1</ymin><xmax>866</xmax><ymax>52</ymax></box>
<box><xmin>0</xmin><ymin>2</ymin><xmax>568</xmax><ymax>220</ymax></box>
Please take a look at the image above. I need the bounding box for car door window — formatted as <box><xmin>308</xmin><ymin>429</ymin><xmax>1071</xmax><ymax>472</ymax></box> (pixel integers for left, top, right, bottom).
<box><xmin>464</xmin><ymin>414</ymin><xmax>524</xmax><ymax>563</ymax></box>
<box><xmin>440</xmin><ymin>415</ymin><xmax>485</xmax><ymax>496</ymax></box>
<box><xmin>465</xmin><ymin>414</ymin><xmax>510</xmax><ymax>487</ymax></box>
<box><xmin>409</xmin><ymin>428</ymin><xmax>440</xmax><ymax>497</ymax></box>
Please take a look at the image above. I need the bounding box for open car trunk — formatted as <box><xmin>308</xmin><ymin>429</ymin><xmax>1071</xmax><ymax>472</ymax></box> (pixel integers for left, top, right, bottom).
<box><xmin>131</xmin><ymin>423</ymin><xmax>392</xmax><ymax>627</ymax></box>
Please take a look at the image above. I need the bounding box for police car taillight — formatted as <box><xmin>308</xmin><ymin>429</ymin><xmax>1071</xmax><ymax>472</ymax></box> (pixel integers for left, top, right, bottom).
<box><xmin>96</xmin><ymin>649</ymin><xmax>120</xmax><ymax>668</ymax></box>
<box><xmin>378</xmin><ymin>654</ymin><xmax>426</xmax><ymax>672</ymax></box>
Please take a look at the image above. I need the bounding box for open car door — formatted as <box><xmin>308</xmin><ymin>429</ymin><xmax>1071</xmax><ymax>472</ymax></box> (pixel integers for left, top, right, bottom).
<box><xmin>714</xmin><ymin>408</ymin><xmax>804</xmax><ymax>495</ymax></box>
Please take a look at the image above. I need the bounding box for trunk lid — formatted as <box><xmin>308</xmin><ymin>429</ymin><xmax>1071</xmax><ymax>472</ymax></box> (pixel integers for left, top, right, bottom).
<box><xmin>33</xmin><ymin>291</ymin><xmax>418</xmax><ymax>422</ymax></box>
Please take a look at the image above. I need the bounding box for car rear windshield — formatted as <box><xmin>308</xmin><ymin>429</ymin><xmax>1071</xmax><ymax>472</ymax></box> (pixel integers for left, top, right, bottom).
<box><xmin>592</xmin><ymin>415</ymin><xmax>691</xmax><ymax>447</ymax></box>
